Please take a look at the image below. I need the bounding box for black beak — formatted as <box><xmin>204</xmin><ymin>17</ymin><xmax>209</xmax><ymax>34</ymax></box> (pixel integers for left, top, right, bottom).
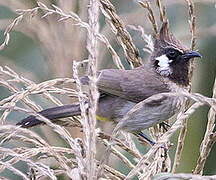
<box><xmin>182</xmin><ymin>50</ymin><xmax>202</xmax><ymax>60</ymax></box>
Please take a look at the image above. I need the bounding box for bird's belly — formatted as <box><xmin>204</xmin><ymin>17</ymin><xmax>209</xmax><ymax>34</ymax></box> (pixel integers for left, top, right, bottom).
<box><xmin>96</xmin><ymin>96</ymin><xmax>136</xmax><ymax>122</ymax></box>
<box><xmin>96</xmin><ymin>94</ymin><xmax>185</xmax><ymax>132</ymax></box>
<box><xmin>118</xmin><ymin>96</ymin><xmax>185</xmax><ymax>132</ymax></box>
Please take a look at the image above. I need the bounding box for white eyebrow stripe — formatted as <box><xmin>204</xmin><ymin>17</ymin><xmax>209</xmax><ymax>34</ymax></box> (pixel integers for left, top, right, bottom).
<box><xmin>166</xmin><ymin>46</ymin><xmax>184</xmax><ymax>54</ymax></box>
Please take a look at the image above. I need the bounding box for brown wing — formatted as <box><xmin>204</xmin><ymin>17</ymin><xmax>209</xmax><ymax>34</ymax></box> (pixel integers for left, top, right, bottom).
<box><xmin>95</xmin><ymin>66</ymin><xmax>169</xmax><ymax>103</ymax></box>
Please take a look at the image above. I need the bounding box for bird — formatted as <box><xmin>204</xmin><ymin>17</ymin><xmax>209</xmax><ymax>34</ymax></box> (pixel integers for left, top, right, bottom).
<box><xmin>16</xmin><ymin>22</ymin><xmax>202</xmax><ymax>145</ymax></box>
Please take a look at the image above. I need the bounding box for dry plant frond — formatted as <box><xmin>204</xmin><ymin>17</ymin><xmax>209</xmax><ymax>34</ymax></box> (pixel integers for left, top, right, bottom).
<box><xmin>127</xmin><ymin>25</ymin><xmax>154</xmax><ymax>54</ymax></box>
<box><xmin>172</xmin><ymin>0</ymin><xmax>197</xmax><ymax>173</ymax></box>
<box><xmin>138</xmin><ymin>1</ymin><xmax>159</xmax><ymax>39</ymax></box>
<box><xmin>156</xmin><ymin>0</ymin><xmax>167</xmax><ymax>23</ymax></box>
<box><xmin>0</xmin><ymin>7</ymin><xmax>39</xmax><ymax>51</ymax></box>
<box><xmin>0</xmin><ymin>66</ymin><xmax>79</xmax><ymax>125</ymax></box>
<box><xmin>36</xmin><ymin>2</ymin><xmax>89</xmax><ymax>29</ymax></box>
<box><xmin>96</xmin><ymin>33</ymin><xmax>124</xmax><ymax>69</ymax></box>
<box><xmin>39</xmin><ymin>1</ymin><xmax>124</xmax><ymax>70</ymax></box>
<box><xmin>0</xmin><ymin>111</ymin><xmax>84</xmax><ymax>177</ymax></box>
<box><xmin>1</xmin><ymin>2</ymin><xmax>120</xmax><ymax>73</ymax></box>
<box><xmin>0</xmin><ymin>126</ymin><xmax>71</xmax><ymax>179</ymax></box>
<box><xmin>100</xmin><ymin>0</ymin><xmax>143</xmax><ymax>68</ymax></box>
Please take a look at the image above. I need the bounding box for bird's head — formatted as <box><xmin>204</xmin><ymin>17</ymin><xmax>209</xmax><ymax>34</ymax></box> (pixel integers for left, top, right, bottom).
<box><xmin>151</xmin><ymin>21</ymin><xmax>202</xmax><ymax>86</ymax></box>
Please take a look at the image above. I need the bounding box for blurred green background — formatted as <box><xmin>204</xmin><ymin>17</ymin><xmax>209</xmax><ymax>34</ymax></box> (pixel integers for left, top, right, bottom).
<box><xmin>0</xmin><ymin>0</ymin><xmax>216</xmax><ymax>179</ymax></box>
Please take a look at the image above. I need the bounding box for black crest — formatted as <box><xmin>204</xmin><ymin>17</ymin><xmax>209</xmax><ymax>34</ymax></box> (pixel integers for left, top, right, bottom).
<box><xmin>151</xmin><ymin>21</ymin><xmax>191</xmax><ymax>86</ymax></box>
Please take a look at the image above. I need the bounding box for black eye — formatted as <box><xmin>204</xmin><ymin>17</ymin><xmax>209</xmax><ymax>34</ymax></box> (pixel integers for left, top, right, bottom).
<box><xmin>167</xmin><ymin>49</ymin><xmax>178</xmax><ymax>58</ymax></box>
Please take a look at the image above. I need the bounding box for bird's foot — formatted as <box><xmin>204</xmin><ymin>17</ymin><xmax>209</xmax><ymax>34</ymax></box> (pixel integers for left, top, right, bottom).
<box><xmin>159</xmin><ymin>122</ymin><xmax>171</xmax><ymax>132</ymax></box>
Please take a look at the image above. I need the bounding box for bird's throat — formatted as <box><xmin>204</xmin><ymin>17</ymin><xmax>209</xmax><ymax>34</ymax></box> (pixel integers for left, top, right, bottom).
<box><xmin>168</xmin><ymin>61</ymin><xmax>190</xmax><ymax>86</ymax></box>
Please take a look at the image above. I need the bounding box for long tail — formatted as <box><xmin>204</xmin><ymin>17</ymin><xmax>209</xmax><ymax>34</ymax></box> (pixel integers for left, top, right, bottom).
<box><xmin>16</xmin><ymin>103</ymin><xmax>81</xmax><ymax>128</ymax></box>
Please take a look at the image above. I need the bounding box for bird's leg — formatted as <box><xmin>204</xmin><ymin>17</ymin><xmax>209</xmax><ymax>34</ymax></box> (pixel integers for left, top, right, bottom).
<box><xmin>137</xmin><ymin>131</ymin><xmax>155</xmax><ymax>146</ymax></box>
<box><xmin>137</xmin><ymin>131</ymin><xmax>168</xmax><ymax>156</ymax></box>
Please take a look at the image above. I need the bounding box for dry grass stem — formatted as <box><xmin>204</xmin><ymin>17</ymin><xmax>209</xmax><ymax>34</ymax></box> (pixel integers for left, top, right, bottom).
<box><xmin>156</xmin><ymin>0</ymin><xmax>167</xmax><ymax>23</ymax></box>
<box><xmin>0</xmin><ymin>125</ymin><xmax>73</xmax><ymax>179</ymax></box>
<box><xmin>0</xmin><ymin>6</ymin><xmax>40</xmax><ymax>51</ymax></box>
<box><xmin>127</xmin><ymin>25</ymin><xmax>154</xmax><ymax>54</ymax></box>
<box><xmin>96</xmin><ymin>33</ymin><xmax>124</xmax><ymax>69</ymax></box>
<box><xmin>156</xmin><ymin>173</ymin><xmax>216</xmax><ymax>180</ymax></box>
<box><xmin>139</xmin><ymin>148</ymin><xmax>169</xmax><ymax>179</ymax></box>
<box><xmin>0</xmin><ymin>66</ymin><xmax>78</xmax><ymax>125</ymax></box>
<box><xmin>36</xmin><ymin>2</ymin><xmax>89</xmax><ymax>29</ymax></box>
<box><xmin>172</xmin><ymin>0</ymin><xmax>197</xmax><ymax>173</ymax></box>
<box><xmin>138</xmin><ymin>1</ymin><xmax>159</xmax><ymax>38</ymax></box>
<box><xmin>194</xmin><ymin>78</ymin><xmax>216</xmax><ymax>174</ymax></box>
<box><xmin>98</xmin><ymin>132</ymin><xmax>142</xmax><ymax>160</ymax></box>
<box><xmin>102</xmin><ymin>139</ymin><xmax>139</xmax><ymax>173</ymax></box>
<box><xmin>1</xmin><ymin>109</ymin><xmax>85</xmax><ymax>177</ymax></box>
<box><xmin>0</xmin><ymin>161</ymin><xmax>29</xmax><ymax>180</ymax></box>
<box><xmin>1</xmin><ymin>2</ymin><xmax>120</xmax><ymax>74</ymax></box>
<box><xmin>73</xmin><ymin>60</ymin><xmax>89</xmax><ymax>178</ymax></box>
<box><xmin>85</xmin><ymin>0</ymin><xmax>99</xmax><ymax>178</ymax></box>
<box><xmin>121</xmin><ymin>132</ymin><xmax>142</xmax><ymax>159</ymax></box>
<box><xmin>100</xmin><ymin>0</ymin><xmax>143</xmax><ymax>68</ymax></box>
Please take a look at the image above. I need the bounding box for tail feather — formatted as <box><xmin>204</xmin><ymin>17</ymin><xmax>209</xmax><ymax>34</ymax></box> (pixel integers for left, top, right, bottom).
<box><xmin>16</xmin><ymin>103</ymin><xmax>81</xmax><ymax>128</ymax></box>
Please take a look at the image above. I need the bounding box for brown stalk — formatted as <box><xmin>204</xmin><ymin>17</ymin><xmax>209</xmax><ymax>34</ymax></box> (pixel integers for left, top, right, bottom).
<box><xmin>138</xmin><ymin>1</ymin><xmax>159</xmax><ymax>39</ymax></box>
<box><xmin>100</xmin><ymin>0</ymin><xmax>143</xmax><ymax>68</ymax></box>
<box><xmin>156</xmin><ymin>0</ymin><xmax>167</xmax><ymax>23</ymax></box>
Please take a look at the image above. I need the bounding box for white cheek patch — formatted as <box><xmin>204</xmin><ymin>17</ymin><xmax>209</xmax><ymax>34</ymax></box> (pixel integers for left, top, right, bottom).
<box><xmin>155</xmin><ymin>54</ymin><xmax>173</xmax><ymax>76</ymax></box>
<box><xmin>156</xmin><ymin>55</ymin><xmax>173</xmax><ymax>69</ymax></box>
